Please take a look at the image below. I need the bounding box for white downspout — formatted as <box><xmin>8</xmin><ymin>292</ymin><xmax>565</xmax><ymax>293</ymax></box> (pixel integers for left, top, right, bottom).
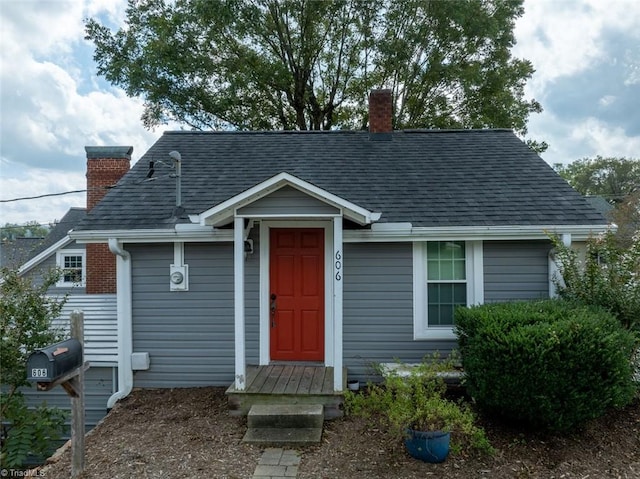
<box><xmin>234</xmin><ymin>217</ymin><xmax>246</xmax><ymax>390</ymax></box>
<box><xmin>107</xmin><ymin>238</ymin><xmax>133</xmax><ymax>408</ymax></box>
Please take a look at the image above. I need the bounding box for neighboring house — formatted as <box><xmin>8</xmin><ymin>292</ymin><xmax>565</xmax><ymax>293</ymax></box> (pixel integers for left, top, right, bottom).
<box><xmin>0</xmin><ymin>237</ymin><xmax>45</xmax><ymax>269</ymax></box>
<box><xmin>12</xmin><ymin>207</ymin><xmax>118</xmax><ymax>433</ymax></box>
<box><xmin>19</xmin><ymin>208</ymin><xmax>88</xmax><ymax>289</ymax></box>
<box><xmin>585</xmin><ymin>196</ymin><xmax>615</xmax><ymax>223</ymax></box>
<box><xmin>67</xmin><ymin>89</ymin><xmax>608</xmax><ymax>407</ymax></box>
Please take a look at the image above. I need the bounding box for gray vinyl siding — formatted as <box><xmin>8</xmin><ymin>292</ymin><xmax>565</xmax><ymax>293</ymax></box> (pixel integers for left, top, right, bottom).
<box><xmin>23</xmin><ymin>254</ymin><xmax>56</xmax><ymax>287</ymax></box>
<box><xmin>129</xmin><ymin>237</ymin><xmax>259</xmax><ymax>388</ymax></box>
<box><xmin>20</xmin><ymin>366</ymin><xmax>114</xmax><ymax>436</ymax></box>
<box><xmin>343</xmin><ymin>242</ymin><xmax>455</xmax><ymax>382</ymax></box>
<box><xmin>126</xmin><ymin>237</ymin><xmax>551</xmax><ymax>386</ymax></box>
<box><xmin>238</xmin><ymin>186</ymin><xmax>339</xmax><ymax>216</ymax></box>
<box><xmin>483</xmin><ymin>240</ymin><xmax>551</xmax><ymax>302</ymax></box>
<box><xmin>52</xmin><ymin>294</ymin><xmax>117</xmax><ymax>366</ymax></box>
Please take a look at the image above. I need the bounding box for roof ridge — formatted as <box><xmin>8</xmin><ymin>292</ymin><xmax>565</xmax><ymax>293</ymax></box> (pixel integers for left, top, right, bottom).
<box><xmin>401</xmin><ymin>128</ymin><xmax>513</xmax><ymax>133</ymax></box>
<box><xmin>163</xmin><ymin>128</ymin><xmax>513</xmax><ymax>136</ymax></box>
<box><xmin>163</xmin><ymin>130</ymin><xmax>361</xmax><ymax>136</ymax></box>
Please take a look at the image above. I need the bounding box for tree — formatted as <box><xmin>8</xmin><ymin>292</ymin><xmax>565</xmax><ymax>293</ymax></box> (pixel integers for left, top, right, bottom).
<box><xmin>1</xmin><ymin>222</ymin><xmax>50</xmax><ymax>242</ymax></box>
<box><xmin>553</xmin><ymin>156</ymin><xmax>640</xmax><ymax>204</ymax></box>
<box><xmin>554</xmin><ymin>157</ymin><xmax>640</xmax><ymax>246</ymax></box>
<box><xmin>1</xmin><ymin>268</ymin><xmax>67</xmax><ymax>468</ymax></box>
<box><xmin>611</xmin><ymin>190</ymin><xmax>640</xmax><ymax>248</ymax></box>
<box><xmin>85</xmin><ymin>0</ymin><xmax>541</xmax><ymax>138</ymax></box>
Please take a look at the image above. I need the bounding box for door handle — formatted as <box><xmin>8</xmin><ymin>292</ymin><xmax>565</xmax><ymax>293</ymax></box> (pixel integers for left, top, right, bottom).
<box><xmin>270</xmin><ymin>293</ymin><xmax>277</xmax><ymax>327</ymax></box>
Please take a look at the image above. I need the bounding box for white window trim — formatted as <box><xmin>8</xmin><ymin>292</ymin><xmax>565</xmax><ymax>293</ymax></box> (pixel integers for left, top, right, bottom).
<box><xmin>56</xmin><ymin>249</ymin><xmax>86</xmax><ymax>287</ymax></box>
<box><xmin>413</xmin><ymin>241</ymin><xmax>484</xmax><ymax>340</ymax></box>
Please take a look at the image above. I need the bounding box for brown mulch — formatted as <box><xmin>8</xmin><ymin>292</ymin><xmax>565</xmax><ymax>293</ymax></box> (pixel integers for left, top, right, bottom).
<box><xmin>40</xmin><ymin>387</ymin><xmax>640</xmax><ymax>479</ymax></box>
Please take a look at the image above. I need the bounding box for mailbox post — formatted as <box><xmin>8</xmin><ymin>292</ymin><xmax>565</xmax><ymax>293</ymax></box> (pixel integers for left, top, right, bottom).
<box><xmin>26</xmin><ymin>310</ymin><xmax>87</xmax><ymax>477</ymax></box>
<box><xmin>70</xmin><ymin>310</ymin><xmax>85</xmax><ymax>475</ymax></box>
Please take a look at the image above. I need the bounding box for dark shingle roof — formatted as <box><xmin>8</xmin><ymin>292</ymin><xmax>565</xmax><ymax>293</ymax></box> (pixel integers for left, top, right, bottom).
<box><xmin>76</xmin><ymin>129</ymin><xmax>607</xmax><ymax>231</ymax></box>
<box><xmin>30</xmin><ymin>208</ymin><xmax>87</xmax><ymax>256</ymax></box>
<box><xmin>0</xmin><ymin>237</ymin><xmax>45</xmax><ymax>268</ymax></box>
<box><xmin>585</xmin><ymin>196</ymin><xmax>615</xmax><ymax>220</ymax></box>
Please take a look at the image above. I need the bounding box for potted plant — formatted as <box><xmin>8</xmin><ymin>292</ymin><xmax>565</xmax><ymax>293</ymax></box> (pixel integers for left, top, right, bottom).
<box><xmin>399</xmin><ymin>380</ymin><xmax>476</xmax><ymax>463</ymax></box>
<box><xmin>345</xmin><ymin>355</ymin><xmax>492</xmax><ymax>463</ymax></box>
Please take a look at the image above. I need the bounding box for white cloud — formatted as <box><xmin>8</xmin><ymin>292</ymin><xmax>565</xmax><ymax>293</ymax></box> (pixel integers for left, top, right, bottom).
<box><xmin>515</xmin><ymin>0</ymin><xmax>640</xmax><ymax>95</ymax></box>
<box><xmin>569</xmin><ymin>117</ymin><xmax>640</xmax><ymax>159</ymax></box>
<box><xmin>1</xmin><ymin>2</ymin><xmax>159</xmax><ymax>163</ymax></box>
<box><xmin>598</xmin><ymin>95</ymin><xmax>617</xmax><ymax>107</ymax></box>
<box><xmin>515</xmin><ymin>3</ymin><xmax>602</xmax><ymax>87</ymax></box>
<box><xmin>529</xmin><ymin>110</ymin><xmax>640</xmax><ymax>166</ymax></box>
<box><xmin>85</xmin><ymin>0</ymin><xmax>127</xmax><ymax>23</ymax></box>
<box><xmin>623</xmin><ymin>49</ymin><xmax>640</xmax><ymax>85</ymax></box>
<box><xmin>0</xmin><ymin>0</ymin><xmax>163</xmax><ymax>224</ymax></box>
<box><xmin>515</xmin><ymin>0</ymin><xmax>640</xmax><ymax>165</ymax></box>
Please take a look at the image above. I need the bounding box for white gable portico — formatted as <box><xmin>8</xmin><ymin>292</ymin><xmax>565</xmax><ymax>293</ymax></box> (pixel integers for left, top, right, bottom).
<box><xmin>190</xmin><ymin>173</ymin><xmax>382</xmax><ymax>392</ymax></box>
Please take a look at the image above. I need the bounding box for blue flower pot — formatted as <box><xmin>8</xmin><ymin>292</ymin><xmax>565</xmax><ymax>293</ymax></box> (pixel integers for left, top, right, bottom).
<box><xmin>404</xmin><ymin>429</ymin><xmax>451</xmax><ymax>463</ymax></box>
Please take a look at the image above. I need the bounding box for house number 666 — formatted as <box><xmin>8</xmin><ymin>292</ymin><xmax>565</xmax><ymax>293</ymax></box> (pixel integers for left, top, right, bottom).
<box><xmin>335</xmin><ymin>250</ymin><xmax>342</xmax><ymax>281</ymax></box>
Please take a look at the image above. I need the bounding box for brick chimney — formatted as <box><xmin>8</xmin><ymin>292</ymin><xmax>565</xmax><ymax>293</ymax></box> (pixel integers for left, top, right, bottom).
<box><xmin>85</xmin><ymin>146</ymin><xmax>132</xmax><ymax>294</ymax></box>
<box><xmin>369</xmin><ymin>89</ymin><xmax>393</xmax><ymax>134</ymax></box>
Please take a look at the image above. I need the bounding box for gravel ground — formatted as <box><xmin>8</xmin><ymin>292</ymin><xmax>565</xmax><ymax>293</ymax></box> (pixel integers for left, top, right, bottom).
<box><xmin>40</xmin><ymin>387</ymin><xmax>640</xmax><ymax>479</ymax></box>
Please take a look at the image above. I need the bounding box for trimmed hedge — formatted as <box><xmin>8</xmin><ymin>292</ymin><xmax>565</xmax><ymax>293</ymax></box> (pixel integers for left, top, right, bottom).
<box><xmin>455</xmin><ymin>300</ymin><xmax>637</xmax><ymax>432</ymax></box>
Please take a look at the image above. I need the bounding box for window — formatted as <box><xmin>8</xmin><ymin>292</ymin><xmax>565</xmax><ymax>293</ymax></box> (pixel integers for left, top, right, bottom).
<box><xmin>56</xmin><ymin>250</ymin><xmax>85</xmax><ymax>287</ymax></box>
<box><xmin>413</xmin><ymin>241</ymin><xmax>483</xmax><ymax>340</ymax></box>
<box><xmin>427</xmin><ymin>242</ymin><xmax>467</xmax><ymax>326</ymax></box>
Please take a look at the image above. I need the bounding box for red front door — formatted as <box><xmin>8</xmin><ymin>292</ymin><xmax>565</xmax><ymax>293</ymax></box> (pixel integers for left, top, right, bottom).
<box><xmin>270</xmin><ymin>228</ymin><xmax>325</xmax><ymax>361</ymax></box>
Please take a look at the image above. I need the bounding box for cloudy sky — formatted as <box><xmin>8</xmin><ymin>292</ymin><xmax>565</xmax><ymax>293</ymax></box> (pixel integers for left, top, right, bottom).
<box><xmin>1</xmin><ymin>0</ymin><xmax>639</xmax><ymax>226</ymax></box>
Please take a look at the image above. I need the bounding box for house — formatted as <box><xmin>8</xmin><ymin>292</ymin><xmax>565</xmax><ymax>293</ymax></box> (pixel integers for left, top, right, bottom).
<box><xmin>68</xmin><ymin>90</ymin><xmax>608</xmax><ymax>411</ymax></box>
<box><xmin>585</xmin><ymin>196</ymin><xmax>615</xmax><ymax>222</ymax></box>
<box><xmin>18</xmin><ymin>207</ymin><xmax>87</xmax><ymax>286</ymax></box>
<box><xmin>1</xmin><ymin>237</ymin><xmax>45</xmax><ymax>269</ymax></box>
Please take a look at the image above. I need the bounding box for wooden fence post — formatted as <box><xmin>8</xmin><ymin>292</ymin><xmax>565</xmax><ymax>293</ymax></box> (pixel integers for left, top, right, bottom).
<box><xmin>70</xmin><ymin>310</ymin><xmax>85</xmax><ymax>477</ymax></box>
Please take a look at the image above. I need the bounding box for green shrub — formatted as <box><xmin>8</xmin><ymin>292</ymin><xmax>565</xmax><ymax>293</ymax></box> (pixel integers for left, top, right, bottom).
<box><xmin>1</xmin><ymin>267</ymin><xmax>67</xmax><ymax>468</ymax></box>
<box><xmin>550</xmin><ymin>231</ymin><xmax>640</xmax><ymax>333</ymax></box>
<box><xmin>1</xmin><ymin>393</ymin><xmax>67</xmax><ymax>468</ymax></box>
<box><xmin>455</xmin><ymin>300</ymin><xmax>637</xmax><ymax>432</ymax></box>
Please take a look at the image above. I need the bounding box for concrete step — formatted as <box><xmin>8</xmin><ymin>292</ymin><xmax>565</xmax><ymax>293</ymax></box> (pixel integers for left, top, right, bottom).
<box><xmin>247</xmin><ymin>404</ymin><xmax>324</xmax><ymax>429</ymax></box>
<box><xmin>243</xmin><ymin>427</ymin><xmax>322</xmax><ymax>446</ymax></box>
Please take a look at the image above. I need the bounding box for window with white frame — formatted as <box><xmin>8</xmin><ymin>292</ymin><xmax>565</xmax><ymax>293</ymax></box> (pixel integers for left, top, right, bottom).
<box><xmin>413</xmin><ymin>241</ymin><xmax>483</xmax><ymax>340</ymax></box>
<box><xmin>56</xmin><ymin>250</ymin><xmax>86</xmax><ymax>287</ymax></box>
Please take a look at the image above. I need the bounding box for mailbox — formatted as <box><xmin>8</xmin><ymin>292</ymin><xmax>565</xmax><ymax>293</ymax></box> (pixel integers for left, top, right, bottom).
<box><xmin>27</xmin><ymin>338</ymin><xmax>83</xmax><ymax>383</ymax></box>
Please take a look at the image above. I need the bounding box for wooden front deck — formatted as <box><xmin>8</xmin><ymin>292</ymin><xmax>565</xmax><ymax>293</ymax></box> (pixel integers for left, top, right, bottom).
<box><xmin>226</xmin><ymin>365</ymin><xmax>345</xmax><ymax>419</ymax></box>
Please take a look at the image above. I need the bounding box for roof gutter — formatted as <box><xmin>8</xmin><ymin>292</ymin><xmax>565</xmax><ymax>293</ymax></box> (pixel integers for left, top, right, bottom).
<box><xmin>70</xmin><ymin>226</ymin><xmax>231</xmax><ymax>244</ymax></box>
<box><xmin>345</xmin><ymin>223</ymin><xmax>613</xmax><ymax>242</ymax></box>
<box><xmin>106</xmin><ymin>238</ymin><xmax>133</xmax><ymax>409</ymax></box>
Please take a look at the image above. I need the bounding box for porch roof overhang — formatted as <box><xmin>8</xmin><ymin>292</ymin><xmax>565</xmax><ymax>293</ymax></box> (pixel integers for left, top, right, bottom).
<box><xmin>189</xmin><ymin>172</ymin><xmax>382</xmax><ymax>226</ymax></box>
